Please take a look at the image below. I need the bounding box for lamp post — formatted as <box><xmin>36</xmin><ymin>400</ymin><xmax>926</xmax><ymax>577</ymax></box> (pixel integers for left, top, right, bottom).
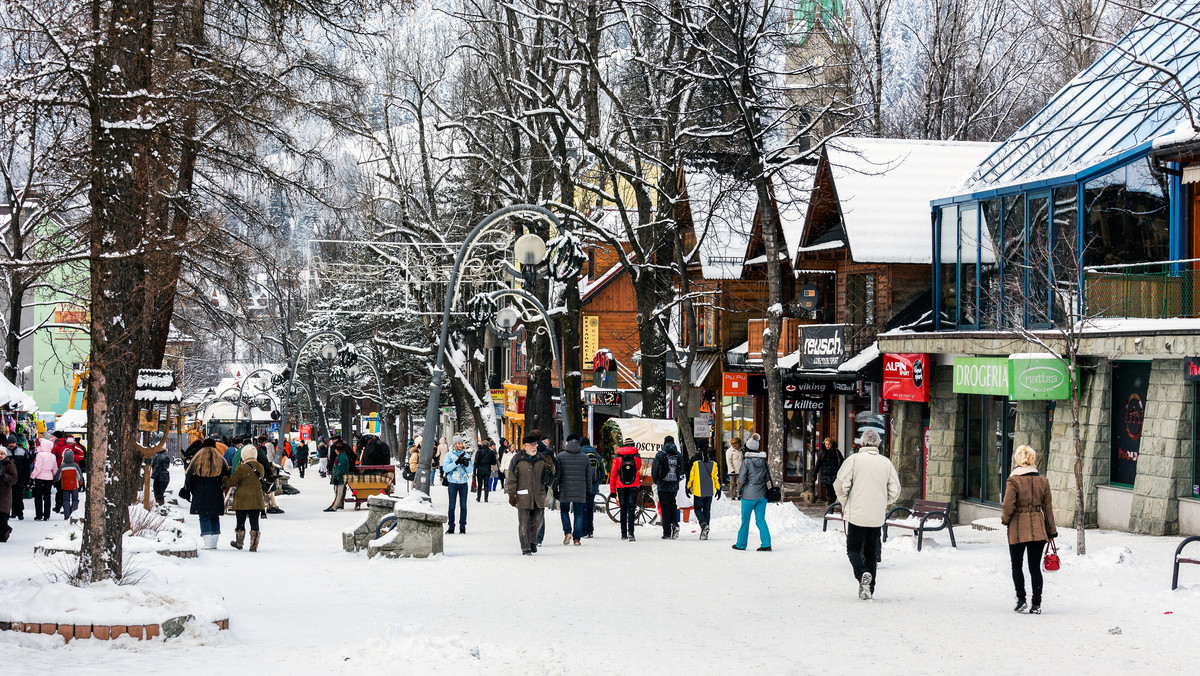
<box><xmin>236</xmin><ymin>368</ymin><xmax>283</xmax><ymax>438</ymax></box>
<box><xmin>412</xmin><ymin>204</ymin><xmax>572</xmax><ymax>497</ymax></box>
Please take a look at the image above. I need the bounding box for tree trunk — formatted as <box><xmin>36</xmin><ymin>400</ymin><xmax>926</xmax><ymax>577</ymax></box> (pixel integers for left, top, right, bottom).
<box><xmin>1070</xmin><ymin>354</ymin><xmax>1086</xmax><ymax>555</ymax></box>
<box><xmin>561</xmin><ymin>276</ymin><xmax>584</xmax><ymax>439</ymax></box>
<box><xmin>756</xmin><ymin>177</ymin><xmax>786</xmax><ymax>486</ymax></box>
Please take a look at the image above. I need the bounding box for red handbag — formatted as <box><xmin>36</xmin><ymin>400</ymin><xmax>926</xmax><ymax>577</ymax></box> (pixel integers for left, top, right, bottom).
<box><xmin>1043</xmin><ymin>540</ymin><xmax>1061</xmax><ymax>572</ymax></box>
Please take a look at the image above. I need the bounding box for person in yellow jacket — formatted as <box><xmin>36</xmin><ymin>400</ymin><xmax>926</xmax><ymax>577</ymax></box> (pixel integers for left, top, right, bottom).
<box><xmin>686</xmin><ymin>443</ymin><xmax>722</xmax><ymax>540</ymax></box>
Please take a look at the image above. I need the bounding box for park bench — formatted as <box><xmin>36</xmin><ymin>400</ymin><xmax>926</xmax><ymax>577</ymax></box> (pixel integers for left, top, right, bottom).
<box><xmin>344</xmin><ymin>465</ymin><xmax>395</xmax><ymax>509</ymax></box>
<box><xmin>1171</xmin><ymin>535</ymin><xmax>1200</xmax><ymax>590</ymax></box>
<box><xmin>822</xmin><ymin>502</ymin><xmax>847</xmax><ymax>533</ymax></box>
<box><xmin>883</xmin><ymin>499</ymin><xmax>956</xmax><ymax>551</ymax></box>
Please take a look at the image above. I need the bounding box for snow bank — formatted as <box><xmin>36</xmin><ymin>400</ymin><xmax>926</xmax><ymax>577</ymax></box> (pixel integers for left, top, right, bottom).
<box><xmin>0</xmin><ymin>580</ymin><xmax>226</xmax><ymax>625</ymax></box>
<box><xmin>393</xmin><ymin>491</ymin><xmax>440</xmax><ymax>517</ymax></box>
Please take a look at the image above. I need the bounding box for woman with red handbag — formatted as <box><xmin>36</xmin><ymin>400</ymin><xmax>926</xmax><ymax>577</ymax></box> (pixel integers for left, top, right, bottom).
<box><xmin>1001</xmin><ymin>445</ymin><xmax>1058</xmax><ymax>614</ymax></box>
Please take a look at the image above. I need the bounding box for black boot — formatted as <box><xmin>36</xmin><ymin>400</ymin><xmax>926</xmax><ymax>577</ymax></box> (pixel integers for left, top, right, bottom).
<box><xmin>1014</xmin><ymin>597</ymin><xmax>1028</xmax><ymax>613</ymax></box>
<box><xmin>1030</xmin><ymin>596</ymin><xmax>1042</xmax><ymax>614</ymax></box>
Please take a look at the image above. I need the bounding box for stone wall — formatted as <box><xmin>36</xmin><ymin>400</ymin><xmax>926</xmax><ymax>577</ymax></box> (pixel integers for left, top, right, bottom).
<box><xmin>925</xmin><ymin>365</ymin><xmax>964</xmax><ymax>515</ymax></box>
<box><xmin>1128</xmin><ymin>359</ymin><xmax>1194</xmax><ymax>535</ymax></box>
<box><xmin>888</xmin><ymin>400</ymin><xmax>924</xmax><ymax>506</ymax></box>
<box><xmin>1046</xmin><ymin>360</ymin><xmax>1109</xmax><ymax>530</ymax></box>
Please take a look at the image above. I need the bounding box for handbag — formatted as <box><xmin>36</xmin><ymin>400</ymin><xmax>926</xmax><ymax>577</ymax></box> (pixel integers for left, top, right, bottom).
<box><xmin>178</xmin><ymin>485</ymin><xmax>191</xmax><ymax>501</ymax></box>
<box><xmin>1043</xmin><ymin>539</ymin><xmax>1061</xmax><ymax>572</ymax></box>
<box><xmin>765</xmin><ymin>477</ymin><xmax>782</xmax><ymax>503</ymax></box>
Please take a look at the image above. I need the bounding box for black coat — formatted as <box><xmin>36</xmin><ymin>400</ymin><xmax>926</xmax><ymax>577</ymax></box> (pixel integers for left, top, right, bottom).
<box><xmin>651</xmin><ymin>443</ymin><xmax>683</xmax><ymax>489</ymax></box>
<box><xmin>361</xmin><ymin>439</ymin><xmax>391</xmax><ymax>466</ymax></box>
<box><xmin>184</xmin><ymin>468</ymin><xmax>229</xmax><ymax>516</ymax></box>
<box><xmin>814</xmin><ymin>446</ymin><xmax>843</xmax><ymax>484</ymax></box>
<box><xmin>0</xmin><ymin>457</ymin><xmax>16</xmax><ymax>514</ymax></box>
<box><xmin>555</xmin><ymin>441</ymin><xmax>593</xmax><ymax>504</ymax></box>
<box><xmin>473</xmin><ymin>447</ymin><xmax>496</xmax><ymax>476</ymax></box>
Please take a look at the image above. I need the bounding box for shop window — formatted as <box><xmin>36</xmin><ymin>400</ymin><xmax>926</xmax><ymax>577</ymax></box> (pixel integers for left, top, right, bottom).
<box><xmin>1083</xmin><ymin>159</ymin><xmax>1170</xmax><ymax>267</ymax></box>
<box><xmin>696</xmin><ymin>293</ymin><xmax>718</xmax><ymax>348</ymax></box>
<box><xmin>1027</xmin><ymin>195</ymin><xmax>1052</xmax><ymax>326</ymax></box>
<box><xmin>961</xmin><ymin>394</ymin><xmax>1015</xmax><ymax>504</ymax></box>
<box><xmin>1193</xmin><ymin>386</ymin><xmax>1200</xmax><ymax>498</ymax></box>
<box><xmin>1052</xmin><ymin>185</ymin><xmax>1079</xmax><ymax>324</ymax></box>
<box><xmin>722</xmin><ymin>396</ymin><xmax>756</xmax><ymax>449</ymax></box>
<box><xmin>938</xmin><ymin>205</ymin><xmax>957</xmax><ymax>327</ymax></box>
<box><xmin>979</xmin><ymin>199</ymin><xmax>1003</xmax><ymax>328</ymax></box>
<box><xmin>1111</xmin><ymin>361</ymin><xmax>1151</xmax><ymax>487</ymax></box>
<box><xmin>846</xmin><ymin>273</ymin><xmax>877</xmax><ymax>327</ymax></box>
<box><xmin>1002</xmin><ymin>194</ymin><xmax>1025</xmax><ymax>328</ymax></box>
<box><xmin>958</xmin><ymin>204</ymin><xmax>980</xmax><ymax>327</ymax></box>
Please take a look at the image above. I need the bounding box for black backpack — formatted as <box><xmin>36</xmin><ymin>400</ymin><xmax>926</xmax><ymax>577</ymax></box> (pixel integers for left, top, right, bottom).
<box><xmin>587</xmin><ymin>451</ymin><xmax>606</xmax><ymax>483</ymax></box>
<box><xmin>617</xmin><ymin>454</ymin><xmax>638</xmax><ymax>485</ymax></box>
<box><xmin>663</xmin><ymin>453</ymin><xmax>679</xmax><ymax>484</ymax></box>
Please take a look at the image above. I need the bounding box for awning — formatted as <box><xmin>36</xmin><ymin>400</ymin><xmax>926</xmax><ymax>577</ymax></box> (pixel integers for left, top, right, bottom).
<box><xmin>690</xmin><ymin>353</ymin><xmax>720</xmax><ymax>387</ymax></box>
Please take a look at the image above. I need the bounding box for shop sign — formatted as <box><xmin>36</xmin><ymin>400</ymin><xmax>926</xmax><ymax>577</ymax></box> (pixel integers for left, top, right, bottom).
<box><xmin>952</xmin><ymin>357</ymin><xmax>1009</xmax><ymax>396</ymax></box>
<box><xmin>801</xmin><ymin>325</ymin><xmax>845</xmax><ymax>369</ymax></box>
<box><xmin>1111</xmin><ymin>362</ymin><xmax>1151</xmax><ymax>485</ymax></box>
<box><xmin>582</xmin><ymin>316</ymin><xmax>599</xmax><ymax>368</ymax></box>
<box><xmin>1185</xmin><ymin>357</ymin><xmax>1200</xmax><ymax>381</ymax></box>
<box><xmin>1009</xmin><ymin>355</ymin><xmax>1070</xmax><ymax>400</ymax></box>
<box><xmin>586</xmin><ymin>390</ymin><xmax>621</xmax><ymax>407</ymax></box>
<box><xmin>780</xmin><ymin>371</ymin><xmax>857</xmax><ymax>395</ymax></box>
<box><xmin>723</xmin><ymin>373</ymin><xmax>748</xmax><ymax>397</ymax></box>
<box><xmin>300</xmin><ymin>424</ymin><xmax>311</xmax><ymax>441</ymax></box>
<box><xmin>881</xmin><ymin>353</ymin><xmax>930</xmax><ymax>402</ymax></box>
<box><xmin>798</xmin><ymin>283</ymin><xmax>820</xmax><ymax>311</ymax></box>
<box><xmin>784</xmin><ymin>395</ymin><xmax>827</xmax><ymax>411</ymax></box>
<box><xmin>693</xmin><ymin>413</ymin><xmax>712</xmax><ymax>438</ymax></box>
<box><xmin>490</xmin><ymin>388</ymin><xmax>505</xmax><ymax>403</ymax></box>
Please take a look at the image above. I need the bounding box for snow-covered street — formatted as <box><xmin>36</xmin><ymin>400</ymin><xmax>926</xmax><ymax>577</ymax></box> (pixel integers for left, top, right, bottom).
<box><xmin>0</xmin><ymin>466</ymin><xmax>1197</xmax><ymax>674</ymax></box>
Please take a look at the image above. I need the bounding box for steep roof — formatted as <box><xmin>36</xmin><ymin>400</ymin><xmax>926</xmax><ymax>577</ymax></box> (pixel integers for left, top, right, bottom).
<box><xmin>950</xmin><ymin>0</ymin><xmax>1200</xmax><ymax>197</ymax></box>
<box><xmin>683</xmin><ymin>169</ymin><xmax>758</xmax><ymax>280</ymax></box>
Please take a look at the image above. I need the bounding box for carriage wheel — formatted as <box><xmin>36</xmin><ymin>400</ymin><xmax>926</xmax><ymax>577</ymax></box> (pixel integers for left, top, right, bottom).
<box><xmin>605</xmin><ymin>492</ymin><xmax>620</xmax><ymax>522</ymax></box>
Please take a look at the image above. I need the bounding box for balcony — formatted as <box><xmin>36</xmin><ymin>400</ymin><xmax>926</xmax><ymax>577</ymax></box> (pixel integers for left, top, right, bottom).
<box><xmin>746</xmin><ymin>318</ymin><xmax>801</xmax><ymax>360</ymax></box>
<box><xmin>1084</xmin><ymin>260</ymin><xmax>1200</xmax><ymax>319</ymax></box>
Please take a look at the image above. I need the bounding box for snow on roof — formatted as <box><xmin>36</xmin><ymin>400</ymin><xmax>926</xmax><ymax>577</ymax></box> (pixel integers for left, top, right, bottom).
<box><xmin>824</xmin><ymin>137</ymin><xmax>997</xmax><ymax>263</ymax></box>
<box><xmin>774</xmin><ymin>163</ymin><xmax>817</xmax><ymax>258</ymax></box>
<box><xmin>952</xmin><ymin>0</ymin><xmax>1200</xmax><ymax>196</ymax></box>
<box><xmin>685</xmin><ymin>169</ymin><xmax>757</xmax><ymax>280</ymax></box>
<box><xmin>839</xmin><ymin>341</ymin><xmax>880</xmax><ymax>373</ymax></box>
<box><xmin>796</xmin><ymin>239</ymin><xmax>844</xmax><ymax>254</ymax></box>
<box><xmin>55</xmin><ymin>408</ymin><xmax>87</xmax><ymax>432</ymax></box>
<box><xmin>0</xmin><ymin>375</ymin><xmax>37</xmax><ymax>412</ymax></box>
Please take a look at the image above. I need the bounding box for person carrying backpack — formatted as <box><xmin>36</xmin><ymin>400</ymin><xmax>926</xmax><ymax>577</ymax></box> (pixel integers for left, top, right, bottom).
<box><xmin>609</xmin><ymin>437</ymin><xmax>643</xmax><ymax>541</ymax></box>
<box><xmin>651</xmin><ymin>435</ymin><xmax>684</xmax><ymax>539</ymax></box>
<box><xmin>580</xmin><ymin>436</ymin><xmax>604</xmax><ymax>538</ymax></box>
<box><xmin>687</xmin><ymin>445</ymin><xmax>721</xmax><ymax>540</ymax></box>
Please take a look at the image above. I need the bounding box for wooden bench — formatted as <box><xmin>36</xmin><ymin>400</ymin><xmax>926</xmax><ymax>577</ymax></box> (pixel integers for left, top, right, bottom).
<box><xmin>1172</xmin><ymin>535</ymin><xmax>1200</xmax><ymax>590</ymax></box>
<box><xmin>822</xmin><ymin>502</ymin><xmax>847</xmax><ymax>533</ymax></box>
<box><xmin>344</xmin><ymin>465</ymin><xmax>395</xmax><ymax>509</ymax></box>
<box><xmin>883</xmin><ymin>499</ymin><xmax>956</xmax><ymax>551</ymax></box>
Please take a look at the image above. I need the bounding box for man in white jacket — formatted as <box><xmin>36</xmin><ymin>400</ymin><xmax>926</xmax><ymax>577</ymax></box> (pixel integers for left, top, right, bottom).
<box><xmin>834</xmin><ymin>428</ymin><xmax>901</xmax><ymax>600</ymax></box>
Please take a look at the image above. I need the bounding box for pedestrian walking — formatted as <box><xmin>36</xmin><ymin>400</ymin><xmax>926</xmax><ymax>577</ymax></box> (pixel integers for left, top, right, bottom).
<box><xmin>30</xmin><ymin>439</ymin><xmax>58</xmax><ymax>521</ymax></box>
<box><xmin>324</xmin><ymin>440</ymin><xmax>351</xmax><ymax>511</ymax></box>
<box><xmin>7</xmin><ymin>435</ymin><xmax>28</xmax><ymax>521</ymax></box>
<box><xmin>317</xmin><ymin>436</ymin><xmax>329</xmax><ymax>477</ymax></box>
<box><xmin>51</xmin><ymin>432</ymin><xmax>68</xmax><ymax>513</ymax></box>
<box><xmin>442</xmin><ymin>435</ymin><xmax>473</xmax><ymax>534</ymax></box>
<box><xmin>256</xmin><ymin>445</ymin><xmax>283</xmax><ymax>515</ymax></box>
<box><xmin>555</xmin><ymin>436</ymin><xmax>593</xmax><ymax>546</ymax></box>
<box><xmin>732</xmin><ymin>433</ymin><xmax>772</xmax><ymax>552</ymax></box>
<box><xmin>507</xmin><ymin>433</ymin><xmax>554</xmax><ymax>555</ymax></box>
<box><xmin>813</xmin><ymin>437</ymin><xmax>843</xmax><ymax>505</ymax></box>
<box><xmin>609</xmin><ymin>437</ymin><xmax>643</xmax><ymax>541</ymax></box>
<box><xmin>474</xmin><ymin>440</ymin><xmax>497</xmax><ymax>503</ymax></box>
<box><xmin>0</xmin><ymin>446</ymin><xmax>16</xmax><ymax>541</ymax></box>
<box><xmin>834</xmin><ymin>429</ymin><xmax>901</xmax><ymax>600</ymax></box>
<box><xmin>295</xmin><ymin>440</ymin><xmax>310</xmax><ymax>479</ymax></box>
<box><xmin>1000</xmin><ymin>444</ymin><xmax>1057</xmax><ymax>614</ymax></box>
<box><xmin>434</xmin><ymin>437</ymin><xmax>449</xmax><ymax>481</ymax></box>
<box><xmin>687</xmin><ymin>445</ymin><xmax>721</xmax><ymax>540</ymax></box>
<box><xmin>652</xmin><ymin>435</ymin><xmax>684</xmax><ymax>539</ymax></box>
<box><xmin>496</xmin><ymin>438</ymin><xmax>510</xmax><ymax>490</ymax></box>
<box><xmin>54</xmin><ymin>451</ymin><xmax>83</xmax><ymax>521</ymax></box>
<box><xmin>223</xmin><ymin>445</ymin><xmax>266</xmax><ymax>551</ymax></box>
<box><xmin>150</xmin><ymin>446</ymin><xmax>171</xmax><ymax>506</ymax></box>
<box><xmin>580</xmin><ymin>436</ymin><xmax>604</xmax><ymax>538</ymax></box>
<box><xmin>725</xmin><ymin>437</ymin><xmax>744</xmax><ymax>500</ymax></box>
<box><xmin>183</xmin><ymin>439</ymin><xmax>229</xmax><ymax>549</ymax></box>
<box><xmin>406</xmin><ymin>436</ymin><xmax>421</xmax><ymax>487</ymax></box>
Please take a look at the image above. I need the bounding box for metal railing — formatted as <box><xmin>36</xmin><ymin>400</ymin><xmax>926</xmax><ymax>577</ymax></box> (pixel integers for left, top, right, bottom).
<box><xmin>1083</xmin><ymin>259</ymin><xmax>1200</xmax><ymax>319</ymax></box>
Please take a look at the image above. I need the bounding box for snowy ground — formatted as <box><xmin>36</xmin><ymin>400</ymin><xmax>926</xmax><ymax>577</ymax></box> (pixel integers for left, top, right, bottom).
<box><xmin>2</xmin><ymin>465</ymin><xmax>1199</xmax><ymax>674</ymax></box>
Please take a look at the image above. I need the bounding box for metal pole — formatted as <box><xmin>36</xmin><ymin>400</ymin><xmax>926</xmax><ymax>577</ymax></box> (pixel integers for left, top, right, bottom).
<box><xmin>236</xmin><ymin>368</ymin><xmax>276</xmax><ymax>440</ymax></box>
<box><xmin>279</xmin><ymin>330</ymin><xmax>347</xmax><ymax>471</ymax></box>
<box><xmin>413</xmin><ymin>204</ymin><xmax>562</xmax><ymax>497</ymax></box>
<box><xmin>487</xmin><ymin>288</ymin><xmax>570</xmax><ymax>442</ymax></box>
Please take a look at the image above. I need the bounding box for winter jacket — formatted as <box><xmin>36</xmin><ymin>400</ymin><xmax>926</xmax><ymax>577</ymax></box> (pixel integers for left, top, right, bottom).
<box><xmin>150</xmin><ymin>450</ymin><xmax>171</xmax><ymax>483</ymax></box>
<box><xmin>739</xmin><ymin>451</ymin><xmax>770</xmax><ymax>501</ymax></box>
<box><xmin>687</xmin><ymin>459</ymin><xmax>720</xmax><ymax>498</ymax></box>
<box><xmin>507</xmin><ymin>451</ymin><xmax>551</xmax><ymax>509</ymax></box>
<box><xmin>330</xmin><ymin>452</ymin><xmax>350</xmax><ymax>486</ymax></box>
<box><xmin>317</xmin><ymin>443</ymin><xmax>328</xmax><ymax>459</ymax></box>
<box><xmin>52</xmin><ymin>437</ymin><xmax>68</xmax><ymax>464</ymax></box>
<box><xmin>224</xmin><ymin>445</ymin><xmax>239</xmax><ymax>468</ymax></box>
<box><xmin>442</xmin><ymin>446</ymin><xmax>473</xmax><ymax>484</ymax></box>
<box><xmin>725</xmin><ymin>443</ymin><xmax>744</xmax><ymax>476</ymax></box>
<box><xmin>1001</xmin><ymin>467</ymin><xmax>1058</xmax><ymax>545</ymax></box>
<box><xmin>54</xmin><ymin>456</ymin><xmax>82</xmax><ymax>491</ymax></box>
<box><xmin>223</xmin><ymin>460</ymin><xmax>267</xmax><ymax>511</ymax></box>
<box><xmin>296</xmin><ymin>443</ymin><xmax>310</xmax><ymax>463</ymax></box>
<box><xmin>834</xmin><ymin>447</ymin><xmax>901</xmax><ymax>527</ymax></box>
<box><xmin>407</xmin><ymin>446</ymin><xmax>420</xmax><ymax>474</ymax></box>
<box><xmin>651</xmin><ymin>442</ymin><xmax>684</xmax><ymax>491</ymax></box>
<box><xmin>361</xmin><ymin>439</ymin><xmax>391</xmax><ymax>466</ymax></box>
<box><xmin>555</xmin><ymin>440</ymin><xmax>593</xmax><ymax>504</ymax></box>
<box><xmin>609</xmin><ymin>445</ymin><xmax>643</xmax><ymax>493</ymax></box>
<box><xmin>581</xmin><ymin>444</ymin><xmax>605</xmax><ymax>493</ymax></box>
<box><xmin>184</xmin><ymin>467</ymin><xmax>229</xmax><ymax>516</ymax></box>
<box><xmin>0</xmin><ymin>457</ymin><xmax>16</xmax><ymax>513</ymax></box>
<box><xmin>30</xmin><ymin>448</ymin><xmax>59</xmax><ymax>481</ymax></box>
<box><xmin>473</xmin><ymin>447</ymin><xmax>497</xmax><ymax>477</ymax></box>
<box><xmin>813</xmin><ymin>445</ymin><xmax>843</xmax><ymax>484</ymax></box>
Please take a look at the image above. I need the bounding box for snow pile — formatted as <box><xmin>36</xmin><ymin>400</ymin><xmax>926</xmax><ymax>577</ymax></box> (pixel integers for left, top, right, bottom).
<box><xmin>38</xmin><ymin>528</ymin><xmax>197</xmax><ymax>555</ymax></box>
<box><xmin>0</xmin><ymin>579</ymin><xmax>226</xmax><ymax>625</ymax></box>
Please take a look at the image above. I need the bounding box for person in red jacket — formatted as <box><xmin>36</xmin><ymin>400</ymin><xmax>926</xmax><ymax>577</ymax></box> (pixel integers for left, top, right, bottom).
<box><xmin>609</xmin><ymin>438</ymin><xmax>643</xmax><ymax>541</ymax></box>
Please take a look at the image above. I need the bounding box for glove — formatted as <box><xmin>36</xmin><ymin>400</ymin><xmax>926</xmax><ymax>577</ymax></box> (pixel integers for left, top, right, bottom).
<box><xmin>715</xmin><ymin>490</ymin><xmax>721</xmax><ymax>500</ymax></box>
<box><xmin>508</xmin><ymin>494</ymin><xmax>517</xmax><ymax>507</ymax></box>
<box><xmin>456</xmin><ymin>455</ymin><xmax>469</xmax><ymax>466</ymax></box>
<box><xmin>609</xmin><ymin>492</ymin><xmax>616</xmax><ymax>498</ymax></box>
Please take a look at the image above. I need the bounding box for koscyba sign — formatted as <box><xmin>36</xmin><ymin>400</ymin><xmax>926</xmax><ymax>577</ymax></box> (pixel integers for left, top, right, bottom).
<box><xmin>882</xmin><ymin>354</ymin><xmax>930</xmax><ymax>402</ymax></box>
<box><xmin>801</xmin><ymin>325</ymin><xmax>845</xmax><ymax>369</ymax></box>
<box><xmin>952</xmin><ymin>355</ymin><xmax>1071</xmax><ymax>401</ymax></box>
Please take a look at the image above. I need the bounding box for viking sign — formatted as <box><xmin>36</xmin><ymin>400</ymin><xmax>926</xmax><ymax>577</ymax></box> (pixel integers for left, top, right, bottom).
<box><xmin>801</xmin><ymin>325</ymin><xmax>845</xmax><ymax>369</ymax></box>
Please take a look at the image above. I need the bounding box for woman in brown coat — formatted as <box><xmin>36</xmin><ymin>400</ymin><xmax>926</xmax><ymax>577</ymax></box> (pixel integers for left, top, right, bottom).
<box><xmin>1000</xmin><ymin>445</ymin><xmax>1057</xmax><ymax>614</ymax></box>
<box><xmin>222</xmin><ymin>445</ymin><xmax>266</xmax><ymax>552</ymax></box>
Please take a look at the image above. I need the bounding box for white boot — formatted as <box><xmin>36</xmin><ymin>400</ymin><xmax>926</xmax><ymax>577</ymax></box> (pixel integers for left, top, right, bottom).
<box><xmin>203</xmin><ymin>534</ymin><xmax>218</xmax><ymax>550</ymax></box>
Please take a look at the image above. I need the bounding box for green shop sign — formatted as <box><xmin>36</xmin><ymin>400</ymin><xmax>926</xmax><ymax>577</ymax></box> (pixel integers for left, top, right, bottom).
<box><xmin>953</xmin><ymin>357</ymin><xmax>1010</xmax><ymax>396</ymax></box>
<box><xmin>1009</xmin><ymin>355</ymin><xmax>1070</xmax><ymax>400</ymax></box>
<box><xmin>952</xmin><ymin>355</ymin><xmax>1070</xmax><ymax>400</ymax></box>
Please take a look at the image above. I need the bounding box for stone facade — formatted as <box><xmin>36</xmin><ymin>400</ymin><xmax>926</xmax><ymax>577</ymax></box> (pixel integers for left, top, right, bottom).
<box><xmin>1128</xmin><ymin>359</ymin><xmax>1194</xmax><ymax>535</ymax></box>
<box><xmin>1045</xmin><ymin>361</ymin><xmax>1109</xmax><ymax>530</ymax></box>
<box><xmin>887</xmin><ymin>400</ymin><xmax>924</xmax><ymax>506</ymax></box>
<box><xmin>367</xmin><ymin>507</ymin><xmax>447</xmax><ymax>559</ymax></box>
<box><xmin>924</xmin><ymin>365</ymin><xmax>965</xmax><ymax>515</ymax></box>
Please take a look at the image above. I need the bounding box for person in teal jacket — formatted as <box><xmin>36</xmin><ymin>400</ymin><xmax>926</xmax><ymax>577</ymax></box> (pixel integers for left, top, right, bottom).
<box><xmin>324</xmin><ymin>447</ymin><xmax>351</xmax><ymax>512</ymax></box>
<box><xmin>441</xmin><ymin>435</ymin><xmax>473</xmax><ymax>534</ymax></box>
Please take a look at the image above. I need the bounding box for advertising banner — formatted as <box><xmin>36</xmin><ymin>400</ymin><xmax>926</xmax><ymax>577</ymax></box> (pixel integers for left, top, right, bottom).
<box><xmin>1009</xmin><ymin>355</ymin><xmax>1070</xmax><ymax>400</ymax></box>
<box><xmin>801</xmin><ymin>325</ymin><xmax>845</xmax><ymax>369</ymax></box>
<box><xmin>881</xmin><ymin>353</ymin><xmax>930</xmax><ymax>402</ymax></box>
<box><xmin>952</xmin><ymin>357</ymin><xmax>1010</xmax><ymax>396</ymax></box>
<box><xmin>723</xmin><ymin>372</ymin><xmax>748</xmax><ymax>397</ymax></box>
<box><xmin>1110</xmin><ymin>361</ymin><xmax>1150</xmax><ymax>486</ymax></box>
<box><xmin>586</xmin><ymin>390</ymin><xmax>621</xmax><ymax>407</ymax></box>
<box><xmin>1185</xmin><ymin>357</ymin><xmax>1200</xmax><ymax>381</ymax></box>
<box><xmin>300</xmin><ymin>424</ymin><xmax>311</xmax><ymax>441</ymax></box>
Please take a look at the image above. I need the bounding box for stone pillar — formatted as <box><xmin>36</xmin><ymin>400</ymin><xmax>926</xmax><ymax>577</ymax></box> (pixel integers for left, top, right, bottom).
<box><xmin>925</xmin><ymin>365</ymin><xmax>964</xmax><ymax>515</ymax></box>
<box><xmin>1047</xmin><ymin>360</ymin><xmax>1109</xmax><ymax>530</ymax></box>
<box><xmin>888</xmin><ymin>400</ymin><xmax>923</xmax><ymax>506</ymax></box>
<box><xmin>1128</xmin><ymin>359</ymin><xmax>1193</xmax><ymax>535</ymax></box>
<box><xmin>1012</xmin><ymin>400</ymin><xmax>1048</xmax><ymax>461</ymax></box>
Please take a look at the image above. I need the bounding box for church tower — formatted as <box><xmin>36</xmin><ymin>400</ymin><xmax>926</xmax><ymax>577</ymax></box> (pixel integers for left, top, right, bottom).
<box><xmin>786</xmin><ymin>0</ymin><xmax>853</xmax><ymax>151</ymax></box>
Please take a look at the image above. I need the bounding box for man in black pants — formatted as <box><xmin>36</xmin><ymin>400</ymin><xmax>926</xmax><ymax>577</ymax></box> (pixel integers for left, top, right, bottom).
<box><xmin>834</xmin><ymin>429</ymin><xmax>901</xmax><ymax>600</ymax></box>
<box><xmin>474</xmin><ymin>440</ymin><xmax>496</xmax><ymax>502</ymax></box>
<box><xmin>609</xmin><ymin>437</ymin><xmax>643</xmax><ymax>542</ymax></box>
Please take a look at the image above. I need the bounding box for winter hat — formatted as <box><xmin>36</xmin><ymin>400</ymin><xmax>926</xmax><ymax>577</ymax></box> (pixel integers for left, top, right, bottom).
<box><xmin>202</xmin><ymin>437</ymin><xmax>217</xmax><ymax>448</ymax></box>
<box><xmin>623</xmin><ymin>437</ymin><xmax>635</xmax><ymax>446</ymax></box>
<box><xmin>664</xmin><ymin>435</ymin><xmax>675</xmax><ymax>444</ymax></box>
<box><xmin>241</xmin><ymin>445</ymin><xmax>258</xmax><ymax>464</ymax></box>
<box><xmin>745</xmin><ymin>433</ymin><xmax>760</xmax><ymax>451</ymax></box>
<box><xmin>5</xmin><ymin>434</ymin><xmax>16</xmax><ymax>446</ymax></box>
<box><xmin>61</xmin><ymin>451</ymin><xmax>77</xmax><ymax>466</ymax></box>
<box><xmin>860</xmin><ymin>429</ymin><xmax>882</xmax><ymax>448</ymax></box>
<box><xmin>452</xmin><ymin>434</ymin><xmax>464</xmax><ymax>445</ymax></box>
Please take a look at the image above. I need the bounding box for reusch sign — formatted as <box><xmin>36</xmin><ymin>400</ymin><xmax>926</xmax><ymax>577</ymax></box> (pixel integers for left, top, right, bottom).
<box><xmin>801</xmin><ymin>325</ymin><xmax>845</xmax><ymax>369</ymax></box>
<box><xmin>882</xmin><ymin>353</ymin><xmax>930</xmax><ymax>402</ymax></box>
